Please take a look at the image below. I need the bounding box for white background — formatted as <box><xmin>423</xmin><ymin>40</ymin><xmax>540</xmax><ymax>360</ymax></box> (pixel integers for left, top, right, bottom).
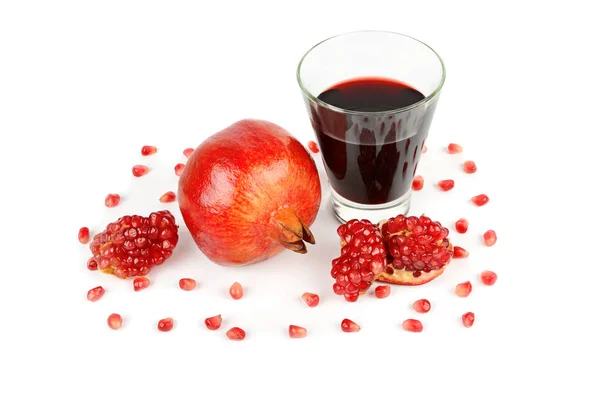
<box><xmin>1</xmin><ymin>1</ymin><xmax>599</xmax><ymax>399</ymax></box>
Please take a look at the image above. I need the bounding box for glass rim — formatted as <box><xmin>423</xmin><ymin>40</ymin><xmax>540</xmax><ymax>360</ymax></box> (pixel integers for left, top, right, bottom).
<box><xmin>296</xmin><ymin>30</ymin><xmax>446</xmax><ymax>116</ymax></box>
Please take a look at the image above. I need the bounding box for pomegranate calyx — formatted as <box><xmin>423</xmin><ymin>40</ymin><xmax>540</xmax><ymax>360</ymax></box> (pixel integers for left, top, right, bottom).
<box><xmin>272</xmin><ymin>207</ymin><xmax>315</xmax><ymax>254</ymax></box>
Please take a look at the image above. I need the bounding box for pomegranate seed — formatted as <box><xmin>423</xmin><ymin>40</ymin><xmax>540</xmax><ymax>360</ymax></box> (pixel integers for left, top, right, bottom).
<box><xmin>183</xmin><ymin>148</ymin><xmax>194</xmax><ymax>158</ymax></box>
<box><xmin>226</xmin><ymin>327</ymin><xmax>246</xmax><ymax>341</ymax></box>
<box><xmin>289</xmin><ymin>325</ymin><xmax>307</xmax><ymax>338</ymax></box>
<box><xmin>472</xmin><ymin>194</ymin><xmax>489</xmax><ymax>206</ymax></box>
<box><xmin>87</xmin><ymin>286</ymin><xmax>105</xmax><ymax>302</ymax></box>
<box><xmin>229</xmin><ymin>282</ymin><xmax>243</xmax><ymax>300</ymax></box>
<box><xmin>205</xmin><ymin>314</ymin><xmax>222</xmax><ymax>330</ymax></box>
<box><xmin>179</xmin><ymin>278</ymin><xmax>196</xmax><ymax>291</ymax></box>
<box><xmin>87</xmin><ymin>258</ymin><xmax>98</xmax><ymax>271</ymax></box>
<box><xmin>422</xmin><ymin>144</ymin><xmax>427</xmax><ymax>153</ymax></box>
<box><xmin>462</xmin><ymin>312</ymin><xmax>475</xmax><ymax>328</ymax></box>
<box><xmin>132</xmin><ymin>164</ymin><xmax>149</xmax><ymax>177</ymax></box>
<box><xmin>78</xmin><ymin>227</ymin><xmax>90</xmax><ymax>244</ymax></box>
<box><xmin>480</xmin><ymin>270</ymin><xmax>498</xmax><ymax>286</ymax></box>
<box><xmin>402</xmin><ymin>319</ymin><xmax>423</xmax><ymax>332</ymax></box>
<box><xmin>455</xmin><ymin>218</ymin><xmax>469</xmax><ymax>234</ymax></box>
<box><xmin>159</xmin><ymin>191</ymin><xmax>176</xmax><ymax>203</ymax></box>
<box><xmin>412</xmin><ymin>175</ymin><xmax>424</xmax><ymax>191</ymax></box>
<box><xmin>483</xmin><ymin>230</ymin><xmax>497</xmax><ymax>246</ymax></box>
<box><xmin>375</xmin><ymin>285</ymin><xmax>391</xmax><ymax>299</ymax></box>
<box><xmin>455</xmin><ymin>281</ymin><xmax>472</xmax><ymax>298</ymax></box>
<box><xmin>438</xmin><ymin>179</ymin><xmax>455</xmax><ymax>191</ymax></box>
<box><xmin>107</xmin><ymin>313</ymin><xmax>122</xmax><ymax>330</ymax></box>
<box><xmin>157</xmin><ymin>317</ymin><xmax>174</xmax><ymax>332</ymax></box>
<box><xmin>341</xmin><ymin>319</ymin><xmax>360</xmax><ymax>332</ymax></box>
<box><xmin>448</xmin><ymin>143</ymin><xmax>463</xmax><ymax>154</ymax></box>
<box><xmin>453</xmin><ymin>246</ymin><xmax>469</xmax><ymax>258</ymax></box>
<box><xmin>104</xmin><ymin>193</ymin><xmax>120</xmax><ymax>208</ymax></box>
<box><xmin>174</xmin><ymin>163</ymin><xmax>185</xmax><ymax>176</ymax></box>
<box><xmin>307</xmin><ymin>140</ymin><xmax>319</xmax><ymax>153</ymax></box>
<box><xmin>301</xmin><ymin>292</ymin><xmax>320</xmax><ymax>307</ymax></box>
<box><xmin>463</xmin><ymin>160</ymin><xmax>477</xmax><ymax>174</ymax></box>
<box><xmin>141</xmin><ymin>145</ymin><xmax>157</xmax><ymax>156</ymax></box>
<box><xmin>412</xmin><ymin>299</ymin><xmax>431</xmax><ymax>313</ymax></box>
<box><xmin>133</xmin><ymin>277</ymin><xmax>150</xmax><ymax>291</ymax></box>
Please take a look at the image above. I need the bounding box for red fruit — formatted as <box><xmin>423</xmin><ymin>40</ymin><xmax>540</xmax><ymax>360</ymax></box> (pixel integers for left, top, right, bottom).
<box><xmin>483</xmin><ymin>230</ymin><xmax>497</xmax><ymax>246</ymax></box>
<box><xmin>412</xmin><ymin>175</ymin><xmax>424</xmax><ymax>191</ymax></box>
<box><xmin>178</xmin><ymin>119</ymin><xmax>321</xmax><ymax>266</ymax></box>
<box><xmin>480</xmin><ymin>270</ymin><xmax>498</xmax><ymax>286</ymax></box>
<box><xmin>78</xmin><ymin>227</ymin><xmax>90</xmax><ymax>244</ymax></box>
<box><xmin>183</xmin><ymin>148</ymin><xmax>194</xmax><ymax>158</ymax></box>
<box><xmin>226</xmin><ymin>327</ymin><xmax>246</xmax><ymax>341</ymax></box>
<box><xmin>158</xmin><ymin>318</ymin><xmax>174</xmax><ymax>332</ymax></box>
<box><xmin>89</xmin><ymin>210</ymin><xmax>179</xmax><ymax>278</ymax></box>
<box><xmin>87</xmin><ymin>258</ymin><xmax>98</xmax><ymax>270</ymax></box>
<box><xmin>105</xmin><ymin>193</ymin><xmax>120</xmax><ymax>208</ymax></box>
<box><xmin>463</xmin><ymin>160</ymin><xmax>477</xmax><ymax>174</ymax></box>
<box><xmin>307</xmin><ymin>140</ymin><xmax>319</xmax><ymax>153</ymax></box>
<box><xmin>472</xmin><ymin>194</ymin><xmax>489</xmax><ymax>206</ymax></box>
<box><xmin>205</xmin><ymin>314</ymin><xmax>222</xmax><ymax>330</ymax></box>
<box><xmin>448</xmin><ymin>143</ymin><xmax>463</xmax><ymax>154</ymax></box>
<box><xmin>462</xmin><ymin>312</ymin><xmax>475</xmax><ymax>328</ymax></box>
<box><xmin>413</xmin><ymin>299</ymin><xmax>431</xmax><ymax>313</ymax></box>
<box><xmin>87</xmin><ymin>286</ymin><xmax>105</xmax><ymax>302</ymax></box>
<box><xmin>302</xmin><ymin>292</ymin><xmax>319</xmax><ymax>307</ymax></box>
<box><xmin>160</xmin><ymin>191</ymin><xmax>176</xmax><ymax>203</ymax></box>
<box><xmin>174</xmin><ymin>163</ymin><xmax>185</xmax><ymax>177</ymax></box>
<box><xmin>179</xmin><ymin>278</ymin><xmax>196</xmax><ymax>291</ymax></box>
<box><xmin>378</xmin><ymin>215</ymin><xmax>453</xmax><ymax>286</ymax></box>
<box><xmin>375</xmin><ymin>285</ymin><xmax>390</xmax><ymax>299</ymax></box>
<box><xmin>132</xmin><ymin>165</ymin><xmax>149</xmax><ymax>177</ymax></box>
<box><xmin>438</xmin><ymin>179</ymin><xmax>455</xmax><ymax>191</ymax></box>
<box><xmin>289</xmin><ymin>325</ymin><xmax>307</xmax><ymax>338</ymax></box>
<box><xmin>141</xmin><ymin>145</ymin><xmax>157</xmax><ymax>156</ymax></box>
<box><xmin>455</xmin><ymin>218</ymin><xmax>468</xmax><ymax>234</ymax></box>
<box><xmin>133</xmin><ymin>277</ymin><xmax>150</xmax><ymax>291</ymax></box>
<box><xmin>229</xmin><ymin>282</ymin><xmax>243</xmax><ymax>300</ymax></box>
<box><xmin>107</xmin><ymin>313</ymin><xmax>122</xmax><ymax>330</ymax></box>
<box><xmin>341</xmin><ymin>319</ymin><xmax>360</xmax><ymax>333</ymax></box>
<box><xmin>455</xmin><ymin>281</ymin><xmax>472</xmax><ymax>298</ymax></box>
<box><xmin>402</xmin><ymin>319</ymin><xmax>423</xmax><ymax>332</ymax></box>
<box><xmin>453</xmin><ymin>246</ymin><xmax>469</xmax><ymax>258</ymax></box>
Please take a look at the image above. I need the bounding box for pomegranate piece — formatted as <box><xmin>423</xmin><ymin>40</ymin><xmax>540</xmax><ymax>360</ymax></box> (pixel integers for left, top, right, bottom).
<box><xmin>307</xmin><ymin>140</ymin><xmax>319</xmax><ymax>153</ymax></box>
<box><xmin>463</xmin><ymin>160</ymin><xmax>477</xmax><ymax>174</ymax></box>
<box><xmin>455</xmin><ymin>218</ymin><xmax>468</xmax><ymax>234</ymax></box>
<box><xmin>174</xmin><ymin>163</ymin><xmax>185</xmax><ymax>177</ymax></box>
<box><xmin>179</xmin><ymin>278</ymin><xmax>196</xmax><ymax>291</ymax></box>
<box><xmin>438</xmin><ymin>179</ymin><xmax>455</xmax><ymax>191</ymax></box>
<box><xmin>402</xmin><ymin>319</ymin><xmax>423</xmax><ymax>332</ymax></box>
<box><xmin>375</xmin><ymin>285</ymin><xmax>391</xmax><ymax>299</ymax></box>
<box><xmin>87</xmin><ymin>258</ymin><xmax>98</xmax><ymax>271</ymax></box>
<box><xmin>289</xmin><ymin>325</ymin><xmax>307</xmax><ymax>338</ymax></box>
<box><xmin>133</xmin><ymin>277</ymin><xmax>150</xmax><ymax>291</ymax></box>
<box><xmin>89</xmin><ymin>210</ymin><xmax>179</xmax><ymax>278</ymax></box>
<box><xmin>301</xmin><ymin>292</ymin><xmax>319</xmax><ymax>307</ymax></box>
<box><xmin>107</xmin><ymin>313</ymin><xmax>122</xmax><ymax>330</ymax></box>
<box><xmin>132</xmin><ymin>165</ymin><xmax>149</xmax><ymax>177</ymax></box>
<box><xmin>226</xmin><ymin>327</ymin><xmax>246</xmax><ymax>341</ymax></box>
<box><xmin>78</xmin><ymin>227</ymin><xmax>90</xmax><ymax>244</ymax></box>
<box><xmin>157</xmin><ymin>317</ymin><xmax>174</xmax><ymax>332</ymax></box>
<box><xmin>229</xmin><ymin>282</ymin><xmax>243</xmax><ymax>300</ymax></box>
<box><xmin>480</xmin><ymin>270</ymin><xmax>498</xmax><ymax>286</ymax></box>
<box><xmin>412</xmin><ymin>299</ymin><xmax>431</xmax><ymax>313</ymax></box>
<box><xmin>422</xmin><ymin>144</ymin><xmax>427</xmax><ymax>153</ymax></box>
<box><xmin>483</xmin><ymin>230</ymin><xmax>497</xmax><ymax>246</ymax></box>
<box><xmin>104</xmin><ymin>193</ymin><xmax>120</xmax><ymax>208</ymax></box>
<box><xmin>455</xmin><ymin>281</ymin><xmax>472</xmax><ymax>298</ymax></box>
<box><xmin>141</xmin><ymin>145</ymin><xmax>157</xmax><ymax>156</ymax></box>
<box><xmin>87</xmin><ymin>286</ymin><xmax>105</xmax><ymax>302</ymax></box>
<box><xmin>159</xmin><ymin>191</ymin><xmax>176</xmax><ymax>203</ymax></box>
<box><xmin>453</xmin><ymin>246</ymin><xmax>469</xmax><ymax>258</ymax></box>
<box><xmin>472</xmin><ymin>194</ymin><xmax>489</xmax><ymax>206</ymax></box>
<box><xmin>448</xmin><ymin>143</ymin><xmax>463</xmax><ymax>154</ymax></box>
<box><xmin>462</xmin><ymin>312</ymin><xmax>475</xmax><ymax>328</ymax></box>
<box><xmin>412</xmin><ymin>175</ymin><xmax>424</xmax><ymax>191</ymax></box>
<box><xmin>205</xmin><ymin>314</ymin><xmax>222</xmax><ymax>330</ymax></box>
<box><xmin>341</xmin><ymin>319</ymin><xmax>360</xmax><ymax>332</ymax></box>
<box><xmin>183</xmin><ymin>148</ymin><xmax>194</xmax><ymax>158</ymax></box>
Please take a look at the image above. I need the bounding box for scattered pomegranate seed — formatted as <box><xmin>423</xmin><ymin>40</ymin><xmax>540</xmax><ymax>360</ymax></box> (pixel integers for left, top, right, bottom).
<box><xmin>455</xmin><ymin>218</ymin><xmax>469</xmax><ymax>234</ymax></box>
<box><xmin>402</xmin><ymin>319</ymin><xmax>423</xmax><ymax>332</ymax></box>
<box><xmin>422</xmin><ymin>144</ymin><xmax>428</xmax><ymax>153</ymax></box>
<box><xmin>438</xmin><ymin>179</ymin><xmax>455</xmax><ymax>191</ymax></box>
<box><xmin>183</xmin><ymin>148</ymin><xmax>194</xmax><ymax>158</ymax></box>
<box><xmin>448</xmin><ymin>143</ymin><xmax>463</xmax><ymax>154</ymax></box>
<box><xmin>472</xmin><ymin>194</ymin><xmax>489</xmax><ymax>206</ymax></box>
<box><xmin>159</xmin><ymin>191</ymin><xmax>176</xmax><ymax>203</ymax></box>
<box><xmin>375</xmin><ymin>285</ymin><xmax>391</xmax><ymax>299</ymax></box>
<box><xmin>141</xmin><ymin>145</ymin><xmax>157</xmax><ymax>156</ymax></box>
<box><xmin>455</xmin><ymin>281</ymin><xmax>472</xmax><ymax>298</ymax></box>
<box><xmin>107</xmin><ymin>313</ymin><xmax>122</xmax><ymax>330</ymax></box>
<box><xmin>132</xmin><ymin>164</ymin><xmax>149</xmax><ymax>177</ymax></box>
<box><xmin>413</xmin><ymin>299</ymin><xmax>431</xmax><ymax>313</ymax></box>
<box><xmin>104</xmin><ymin>193</ymin><xmax>120</xmax><ymax>208</ymax></box>
<box><xmin>289</xmin><ymin>325</ymin><xmax>307</xmax><ymax>338</ymax></box>
<box><xmin>229</xmin><ymin>282</ymin><xmax>243</xmax><ymax>300</ymax></box>
<box><xmin>480</xmin><ymin>270</ymin><xmax>498</xmax><ymax>286</ymax></box>
<box><xmin>226</xmin><ymin>327</ymin><xmax>246</xmax><ymax>341</ymax></box>
<box><xmin>341</xmin><ymin>319</ymin><xmax>360</xmax><ymax>333</ymax></box>
<box><xmin>307</xmin><ymin>140</ymin><xmax>319</xmax><ymax>153</ymax></box>
<box><xmin>78</xmin><ymin>227</ymin><xmax>90</xmax><ymax>244</ymax></box>
<box><xmin>179</xmin><ymin>278</ymin><xmax>196</xmax><ymax>291</ymax></box>
<box><xmin>87</xmin><ymin>286</ymin><xmax>105</xmax><ymax>302</ymax></box>
<box><xmin>133</xmin><ymin>277</ymin><xmax>150</xmax><ymax>292</ymax></box>
<box><xmin>463</xmin><ymin>160</ymin><xmax>477</xmax><ymax>174</ymax></box>
<box><xmin>412</xmin><ymin>175</ymin><xmax>424</xmax><ymax>191</ymax></box>
<box><xmin>301</xmin><ymin>292</ymin><xmax>320</xmax><ymax>307</ymax></box>
<box><xmin>462</xmin><ymin>312</ymin><xmax>475</xmax><ymax>328</ymax></box>
<box><xmin>157</xmin><ymin>317</ymin><xmax>174</xmax><ymax>332</ymax></box>
<box><xmin>174</xmin><ymin>163</ymin><xmax>185</xmax><ymax>176</ymax></box>
<box><xmin>453</xmin><ymin>246</ymin><xmax>469</xmax><ymax>258</ymax></box>
<box><xmin>87</xmin><ymin>258</ymin><xmax>98</xmax><ymax>271</ymax></box>
<box><xmin>205</xmin><ymin>314</ymin><xmax>222</xmax><ymax>330</ymax></box>
<box><xmin>483</xmin><ymin>230</ymin><xmax>497</xmax><ymax>246</ymax></box>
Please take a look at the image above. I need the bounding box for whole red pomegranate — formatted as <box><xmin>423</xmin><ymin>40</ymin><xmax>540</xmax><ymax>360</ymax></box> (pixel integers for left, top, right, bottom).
<box><xmin>178</xmin><ymin>119</ymin><xmax>321</xmax><ymax>266</ymax></box>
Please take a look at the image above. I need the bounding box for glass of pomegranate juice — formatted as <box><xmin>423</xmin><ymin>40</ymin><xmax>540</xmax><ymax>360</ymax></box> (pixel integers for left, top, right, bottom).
<box><xmin>297</xmin><ymin>30</ymin><xmax>445</xmax><ymax>223</ymax></box>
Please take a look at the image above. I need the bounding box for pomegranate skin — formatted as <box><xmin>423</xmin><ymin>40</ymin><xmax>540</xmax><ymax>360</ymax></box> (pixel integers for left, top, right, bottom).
<box><xmin>178</xmin><ymin>119</ymin><xmax>321</xmax><ymax>266</ymax></box>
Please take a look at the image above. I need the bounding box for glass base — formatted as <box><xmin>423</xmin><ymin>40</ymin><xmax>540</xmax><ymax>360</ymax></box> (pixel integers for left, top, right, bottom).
<box><xmin>331</xmin><ymin>189</ymin><xmax>412</xmax><ymax>224</ymax></box>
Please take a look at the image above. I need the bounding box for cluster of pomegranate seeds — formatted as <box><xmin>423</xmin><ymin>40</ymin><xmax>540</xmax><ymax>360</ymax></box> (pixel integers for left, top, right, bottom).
<box><xmin>438</xmin><ymin>179</ymin><xmax>455</xmax><ymax>191</ymax></box>
<box><xmin>307</xmin><ymin>140</ymin><xmax>319</xmax><ymax>153</ymax></box>
<box><xmin>375</xmin><ymin>285</ymin><xmax>390</xmax><ymax>299</ymax></box>
<box><xmin>455</xmin><ymin>218</ymin><xmax>469</xmax><ymax>234</ymax></box>
<box><xmin>463</xmin><ymin>160</ymin><xmax>477</xmax><ymax>174</ymax></box>
<box><xmin>412</xmin><ymin>175</ymin><xmax>424</xmax><ymax>191</ymax></box>
<box><xmin>141</xmin><ymin>145</ymin><xmax>157</xmax><ymax>156</ymax></box>
<box><xmin>229</xmin><ymin>282</ymin><xmax>243</xmax><ymax>300</ymax></box>
<box><xmin>179</xmin><ymin>278</ymin><xmax>196</xmax><ymax>291</ymax></box>
<box><xmin>133</xmin><ymin>277</ymin><xmax>150</xmax><ymax>291</ymax></box>
<box><xmin>205</xmin><ymin>315</ymin><xmax>222</xmax><ymax>330</ymax></box>
<box><xmin>107</xmin><ymin>313</ymin><xmax>122</xmax><ymax>330</ymax></box>
<box><xmin>413</xmin><ymin>299</ymin><xmax>431</xmax><ymax>313</ymax></box>
<box><xmin>472</xmin><ymin>194</ymin><xmax>489</xmax><ymax>206</ymax></box>
<box><xmin>158</xmin><ymin>318</ymin><xmax>174</xmax><ymax>332</ymax></box>
<box><xmin>78</xmin><ymin>227</ymin><xmax>90</xmax><ymax>244</ymax></box>
<box><xmin>462</xmin><ymin>312</ymin><xmax>475</xmax><ymax>328</ymax></box>
<box><xmin>183</xmin><ymin>148</ymin><xmax>194</xmax><ymax>158</ymax></box>
<box><xmin>87</xmin><ymin>286</ymin><xmax>105</xmax><ymax>302</ymax></box>
<box><xmin>87</xmin><ymin>258</ymin><xmax>98</xmax><ymax>270</ymax></box>
<box><xmin>301</xmin><ymin>292</ymin><xmax>319</xmax><ymax>307</ymax></box>
<box><xmin>483</xmin><ymin>230</ymin><xmax>497</xmax><ymax>246</ymax></box>
<box><xmin>455</xmin><ymin>281</ymin><xmax>472</xmax><ymax>298</ymax></box>
<box><xmin>132</xmin><ymin>165</ymin><xmax>149</xmax><ymax>177</ymax></box>
<box><xmin>480</xmin><ymin>270</ymin><xmax>498</xmax><ymax>286</ymax></box>
<box><xmin>341</xmin><ymin>319</ymin><xmax>360</xmax><ymax>332</ymax></box>
<box><xmin>453</xmin><ymin>246</ymin><xmax>469</xmax><ymax>258</ymax></box>
<box><xmin>174</xmin><ymin>163</ymin><xmax>185</xmax><ymax>177</ymax></box>
<box><xmin>447</xmin><ymin>143</ymin><xmax>463</xmax><ymax>154</ymax></box>
<box><xmin>402</xmin><ymin>319</ymin><xmax>423</xmax><ymax>332</ymax></box>
<box><xmin>289</xmin><ymin>325</ymin><xmax>307</xmax><ymax>338</ymax></box>
<box><xmin>226</xmin><ymin>327</ymin><xmax>246</xmax><ymax>341</ymax></box>
<box><xmin>104</xmin><ymin>193</ymin><xmax>120</xmax><ymax>208</ymax></box>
